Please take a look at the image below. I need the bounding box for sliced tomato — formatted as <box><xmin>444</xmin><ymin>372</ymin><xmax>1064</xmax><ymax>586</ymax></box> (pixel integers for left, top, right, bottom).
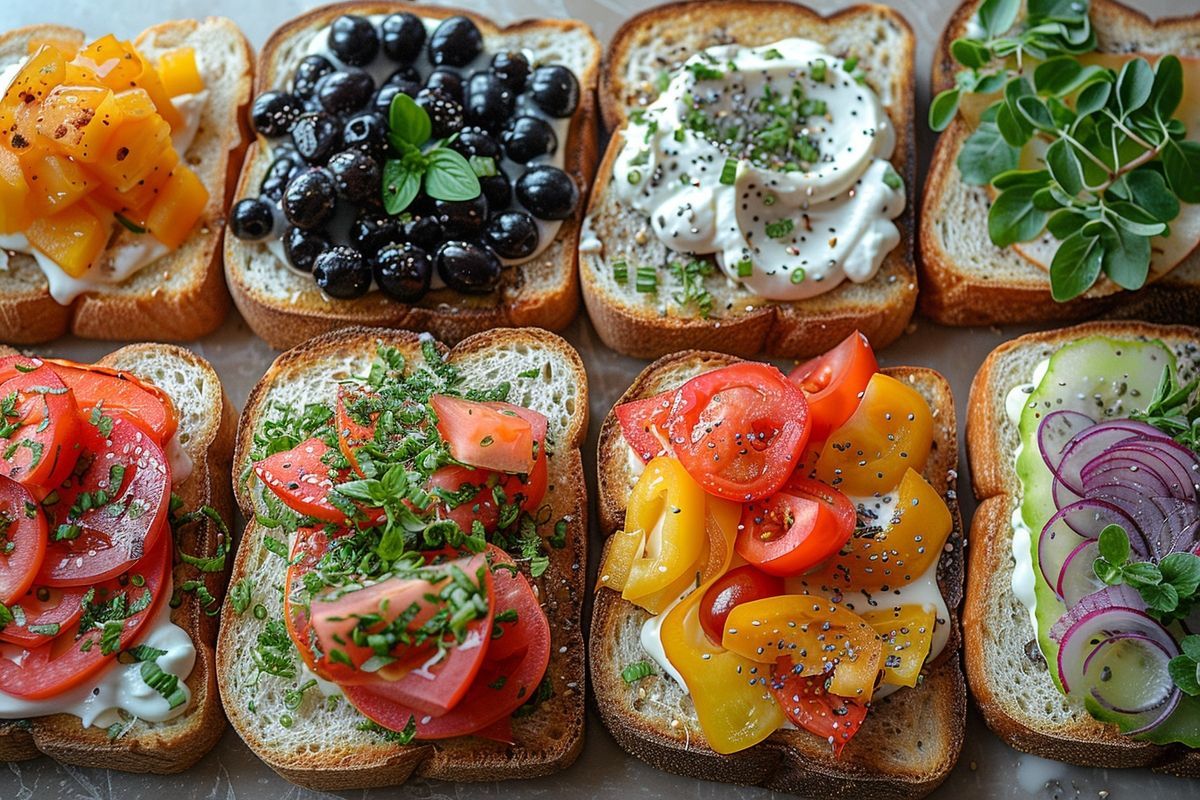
<box><xmin>0</xmin><ymin>476</ymin><xmax>45</xmax><ymax>605</ymax></box>
<box><xmin>735</xmin><ymin>476</ymin><xmax>856</xmax><ymax>577</ymax></box>
<box><xmin>284</xmin><ymin>526</ymin><xmax>361</xmax><ymax>684</ymax></box>
<box><xmin>255</xmin><ymin>437</ymin><xmax>347</xmax><ymax>523</ymax></box>
<box><xmin>0</xmin><ymin>583</ymin><xmax>88</xmax><ymax>647</ymax></box>
<box><xmin>788</xmin><ymin>331</ymin><xmax>878</xmax><ymax>444</ymax></box>
<box><xmin>667</xmin><ymin>363</ymin><xmax>810</xmax><ymax>502</ymax></box>
<box><xmin>0</xmin><ymin>364</ymin><xmax>81</xmax><ymax>492</ymax></box>
<box><xmin>500</xmin><ymin>446</ymin><xmax>547</xmax><ymax>512</ymax></box>
<box><xmin>428</xmin><ymin>465</ymin><xmax>501</xmax><ymax>533</ymax></box>
<box><xmin>431</xmin><ymin>394</ymin><xmax>547</xmax><ymax>475</ymax></box>
<box><xmin>698</xmin><ymin>565</ymin><xmax>784</xmax><ymax>645</ymax></box>
<box><xmin>615</xmin><ymin>390</ymin><xmax>675</xmax><ymax>462</ymax></box>
<box><xmin>0</xmin><ymin>533</ymin><xmax>170</xmax><ymax>699</ymax></box>
<box><xmin>46</xmin><ymin>360</ymin><xmax>176</xmax><ymax>446</ymax></box>
<box><xmin>768</xmin><ymin>657</ymin><xmax>868</xmax><ymax>756</ymax></box>
<box><xmin>38</xmin><ymin>414</ymin><xmax>171</xmax><ymax>586</ymax></box>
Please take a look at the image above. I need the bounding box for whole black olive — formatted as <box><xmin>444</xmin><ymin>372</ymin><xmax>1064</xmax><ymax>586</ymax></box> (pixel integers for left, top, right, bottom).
<box><xmin>484</xmin><ymin>211</ymin><xmax>540</xmax><ymax>259</ymax></box>
<box><xmin>374</xmin><ymin>242</ymin><xmax>432</xmax><ymax>301</ymax></box>
<box><xmin>282</xmin><ymin>167</ymin><xmax>337</xmax><ymax>229</ymax></box>
<box><xmin>381</xmin><ymin>12</ymin><xmax>426</xmax><ymax>63</ymax></box>
<box><xmin>436</xmin><ymin>241</ymin><xmax>501</xmax><ymax>293</ymax></box>
<box><xmin>529</xmin><ymin>65</ymin><xmax>580</xmax><ymax>118</ymax></box>
<box><xmin>328</xmin><ymin>15</ymin><xmax>379</xmax><ymax>67</ymax></box>
<box><xmin>516</xmin><ymin>166</ymin><xmax>578</xmax><ymax>220</ymax></box>
<box><xmin>427</xmin><ymin>16</ymin><xmax>483</xmax><ymax>67</ymax></box>
<box><xmin>250</xmin><ymin>91</ymin><xmax>303</xmax><ymax>138</ymax></box>
<box><xmin>230</xmin><ymin>197</ymin><xmax>276</xmax><ymax>241</ymax></box>
<box><xmin>313</xmin><ymin>245</ymin><xmax>372</xmax><ymax>298</ymax></box>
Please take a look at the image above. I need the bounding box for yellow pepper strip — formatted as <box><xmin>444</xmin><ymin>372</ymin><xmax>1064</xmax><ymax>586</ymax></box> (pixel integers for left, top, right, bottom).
<box><xmin>859</xmin><ymin>604</ymin><xmax>937</xmax><ymax>688</ymax></box>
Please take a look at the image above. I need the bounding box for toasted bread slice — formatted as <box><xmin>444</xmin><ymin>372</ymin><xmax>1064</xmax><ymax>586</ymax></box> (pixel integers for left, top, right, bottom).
<box><xmin>919</xmin><ymin>0</ymin><xmax>1200</xmax><ymax>327</ymax></box>
<box><xmin>590</xmin><ymin>352</ymin><xmax>966</xmax><ymax>798</ymax></box>
<box><xmin>218</xmin><ymin>326</ymin><xmax>588</xmax><ymax>790</ymax></box>
<box><xmin>579</xmin><ymin>1</ymin><xmax>917</xmax><ymax>360</ymax></box>
<box><xmin>0</xmin><ymin>343</ymin><xmax>237</xmax><ymax>773</ymax></box>
<box><xmin>965</xmin><ymin>320</ymin><xmax>1200</xmax><ymax>776</ymax></box>
<box><xmin>224</xmin><ymin>3</ymin><xmax>601</xmax><ymax>352</ymax></box>
<box><xmin>0</xmin><ymin>19</ymin><xmax>252</xmax><ymax>344</ymax></box>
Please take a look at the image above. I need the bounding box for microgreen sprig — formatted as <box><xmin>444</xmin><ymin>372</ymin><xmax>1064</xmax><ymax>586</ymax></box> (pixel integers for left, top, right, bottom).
<box><xmin>382</xmin><ymin>94</ymin><xmax>482</xmax><ymax>214</ymax></box>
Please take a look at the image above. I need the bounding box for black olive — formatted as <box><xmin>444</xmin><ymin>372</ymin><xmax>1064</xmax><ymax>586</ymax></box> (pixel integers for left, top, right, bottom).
<box><xmin>282</xmin><ymin>167</ymin><xmax>337</xmax><ymax>229</ymax></box>
<box><xmin>529</xmin><ymin>65</ymin><xmax>580</xmax><ymax>118</ymax></box>
<box><xmin>342</xmin><ymin>112</ymin><xmax>387</xmax><ymax>158</ymax></box>
<box><xmin>351</xmin><ymin>209</ymin><xmax>403</xmax><ymax>255</ymax></box>
<box><xmin>292</xmin><ymin>55</ymin><xmax>335</xmax><ymax>100</ymax></box>
<box><xmin>291</xmin><ymin>112</ymin><xmax>342</xmax><ymax>164</ymax></box>
<box><xmin>501</xmin><ymin>116</ymin><xmax>557</xmax><ymax>164</ymax></box>
<box><xmin>283</xmin><ymin>225</ymin><xmax>331</xmax><ymax>272</ymax></box>
<box><xmin>230</xmin><ymin>197</ymin><xmax>276</xmax><ymax>241</ymax></box>
<box><xmin>260</xmin><ymin>149</ymin><xmax>304</xmax><ymax>200</ymax></box>
<box><xmin>516</xmin><ymin>165</ymin><xmax>578</xmax><ymax>220</ymax></box>
<box><xmin>403</xmin><ymin>215</ymin><xmax>444</xmax><ymax>251</ymax></box>
<box><xmin>463</xmin><ymin>71</ymin><xmax>514</xmax><ymax>133</ymax></box>
<box><xmin>436</xmin><ymin>241</ymin><xmax>501</xmax><ymax>293</ymax></box>
<box><xmin>449</xmin><ymin>127</ymin><xmax>502</xmax><ymax>159</ymax></box>
<box><xmin>328</xmin><ymin>15</ymin><xmax>379</xmax><ymax>67</ymax></box>
<box><xmin>313</xmin><ymin>245</ymin><xmax>372</xmax><ymax>298</ymax></box>
<box><xmin>433</xmin><ymin>194</ymin><xmax>488</xmax><ymax>239</ymax></box>
<box><xmin>484</xmin><ymin>211</ymin><xmax>539</xmax><ymax>259</ymax></box>
<box><xmin>381</xmin><ymin>12</ymin><xmax>426</xmax><ymax>63</ymax></box>
<box><xmin>428</xmin><ymin>16</ymin><xmax>483</xmax><ymax>67</ymax></box>
<box><xmin>425</xmin><ymin>68</ymin><xmax>464</xmax><ymax>103</ymax></box>
<box><xmin>326</xmin><ymin>149</ymin><xmax>381</xmax><ymax>205</ymax></box>
<box><xmin>250</xmin><ymin>91</ymin><xmax>303</xmax><ymax>138</ymax></box>
<box><xmin>373</xmin><ymin>82</ymin><xmax>419</xmax><ymax>118</ymax></box>
<box><xmin>415</xmin><ymin>88</ymin><xmax>464</xmax><ymax>139</ymax></box>
<box><xmin>480</xmin><ymin>169</ymin><xmax>512</xmax><ymax>209</ymax></box>
<box><xmin>315</xmin><ymin>69</ymin><xmax>375</xmax><ymax>116</ymax></box>
<box><xmin>374</xmin><ymin>242</ymin><xmax>432</xmax><ymax>301</ymax></box>
<box><xmin>490</xmin><ymin>51</ymin><xmax>530</xmax><ymax>92</ymax></box>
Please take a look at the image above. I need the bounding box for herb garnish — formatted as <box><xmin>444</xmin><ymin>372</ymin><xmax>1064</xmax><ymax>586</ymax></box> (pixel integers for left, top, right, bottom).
<box><xmin>1093</xmin><ymin>524</ymin><xmax>1200</xmax><ymax>624</ymax></box>
<box><xmin>382</xmin><ymin>94</ymin><xmax>481</xmax><ymax>214</ymax></box>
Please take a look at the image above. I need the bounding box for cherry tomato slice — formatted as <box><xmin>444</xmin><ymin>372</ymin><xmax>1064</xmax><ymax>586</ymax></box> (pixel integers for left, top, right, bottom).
<box><xmin>698</xmin><ymin>565</ymin><xmax>784</xmax><ymax>645</ymax></box>
<box><xmin>668</xmin><ymin>363</ymin><xmax>810</xmax><ymax>502</ymax></box>
<box><xmin>428</xmin><ymin>465</ymin><xmax>501</xmax><ymax>533</ymax></box>
<box><xmin>0</xmin><ymin>363</ymin><xmax>81</xmax><ymax>492</ymax></box>
<box><xmin>615</xmin><ymin>390</ymin><xmax>675</xmax><ymax>462</ymax></box>
<box><xmin>500</xmin><ymin>446</ymin><xmax>547</xmax><ymax>513</ymax></box>
<box><xmin>0</xmin><ymin>583</ymin><xmax>88</xmax><ymax>647</ymax></box>
<box><xmin>255</xmin><ymin>437</ymin><xmax>347</xmax><ymax>523</ymax></box>
<box><xmin>0</xmin><ymin>476</ymin><xmax>45</xmax><ymax>605</ymax></box>
<box><xmin>768</xmin><ymin>657</ymin><xmax>868</xmax><ymax>756</ymax></box>
<box><xmin>788</xmin><ymin>331</ymin><xmax>878</xmax><ymax>443</ymax></box>
<box><xmin>38</xmin><ymin>414</ymin><xmax>171</xmax><ymax>586</ymax></box>
<box><xmin>335</xmin><ymin>384</ymin><xmax>379</xmax><ymax>477</ymax></box>
<box><xmin>0</xmin><ymin>533</ymin><xmax>170</xmax><ymax>699</ymax></box>
<box><xmin>47</xmin><ymin>359</ymin><xmax>178</xmax><ymax>446</ymax></box>
<box><xmin>735</xmin><ymin>476</ymin><xmax>856</xmax><ymax>577</ymax></box>
<box><xmin>431</xmin><ymin>394</ymin><xmax>547</xmax><ymax>475</ymax></box>
<box><xmin>284</xmin><ymin>527</ymin><xmax>361</xmax><ymax>684</ymax></box>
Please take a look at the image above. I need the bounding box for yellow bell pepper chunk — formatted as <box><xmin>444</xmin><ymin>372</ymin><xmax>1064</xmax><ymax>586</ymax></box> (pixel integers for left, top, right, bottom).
<box><xmin>91</xmin><ymin>113</ymin><xmax>171</xmax><ymax>194</ymax></box>
<box><xmin>156</xmin><ymin>48</ymin><xmax>204</xmax><ymax>97</ymax></box>
<box><xmin>25</xmin><ymin>203</ymin><xmax>107</xmax><ymax>277</ymax></box>
<box><xmin>0</xmin><ymin>148</ymin><xmax>33</xmax><ymax>234</ymax></box>
<box><xmin>0</xmin><ymin>46</ymin><xmax>67</xmax><ymax>151</ymax></box>
<box><xmin>36</xmin><ymin>84</ymin><xmax>123</xmax><ymax>162</ymax></box>
<box><xmin>23</xmin><ymin>152</ymin><xmax>93</xmax><ymax>216</ymax></box>
<box><xmin>145</xmin><ymin>165</ymin><xmax>207</xmax><ymax>249</ymax></box>
<box><xmin>859</xmin><ymin>604</ymin><xmax>937</xmax><ymax>688</ymax></box>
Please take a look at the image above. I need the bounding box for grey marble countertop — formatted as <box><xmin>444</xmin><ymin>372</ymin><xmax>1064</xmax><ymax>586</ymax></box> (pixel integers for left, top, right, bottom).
<box><xmin>1</xmin><ymin>0</ymin><xmax>1197</xmax><ymax>797</ymax></box>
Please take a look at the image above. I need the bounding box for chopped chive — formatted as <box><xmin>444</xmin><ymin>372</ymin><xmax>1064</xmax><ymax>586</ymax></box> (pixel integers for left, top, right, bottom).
<box><xmin>791</xmin><ymin>267</ymin><xmax>807</xmax><ymax>284</ymax></box>
<box><xmin>635</xmin><ymin>265</ymin><xmax>657</xmax><ymax>293</ymax></box>
<box><xmin>621</xmin><ymin>661</ymin><xmax>655</xmax><ymax>684</ymax></box>
<box><xmin>719</xmin><ymin>158</ymin><xmax>737</xmax><ymax>186</ymax></box>
<box><xmin>811</xmin><ymin>58</ymin><xmax>827</xmax><ymax>82</ymax></box>
<box><xmin>736</xmin><ymin>259</ymin><xmax>753</xmax><ymax>278</ymax></box>
<box><xmin>613</xmin><ymin>260</ymin><xmax>629</xmax><ymax>284</ymax></box>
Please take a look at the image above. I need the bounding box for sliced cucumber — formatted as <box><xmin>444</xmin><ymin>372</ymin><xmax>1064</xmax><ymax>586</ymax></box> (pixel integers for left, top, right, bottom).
<box><xmin>1086</xmin><ymin>693</ymin><xmax>1200</xmax><ymax>747</ymax></box>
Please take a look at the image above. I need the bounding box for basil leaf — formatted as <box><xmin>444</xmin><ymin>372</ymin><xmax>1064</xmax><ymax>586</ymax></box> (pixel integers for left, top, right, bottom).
<box><xmin>957</xmin><ymin>120</ymin><xmax>1019</xmax><ymax>185</ymax></box>
<box><xmin>978</xmin><ymin>0</ymin><xmax>1020</xmax><ymax>38</ymax></box>
<box><xmin>389</xmin><ymin>93</ymin><xmax>431</xmax><ymax>147</ymax></box>
<box><xmin>1046</xmin><ymin>208</ymin><xmax>1089</xmax><ymax>239</ymax></box>
<box><xmin>1160</xmin><ymin>553</ymin><xmax>1200</xmax><ymax>596</ymax></box>
<box><xmin>1074</xmin><ymin>79</ymin><xmax>1111</xmax><ymax>117</ymax></box>
<box><xmin>1116</xmin><ymin>58</ymin><xmax>1155</xmax><ymax>117</ymax></box>
<box><xmin>988</xmin><ymin>183</ymin><xmax>1048</xmax><ymax>247</ymax></box>
<box><xmin>382</xmin><ymin>160</ymin><xmax>422</xmax><ymax>214</ymax></box>
<box><xmin>1016</xmin><ymin>95</ymin><xmax>1056</xmax><ymax>132</ymax></box>
<box><xmin>1097</xmin><ymin>524</ymin><xmax>1130</xmax><ymax>566</ymax></box>
<box><xmin>1099</xmin><ymin>221</ymin><xmax>1151</xmax><ymax>290</ymax></box>
<box><xmin>929</xmin><ymin>88</ymin><xmax>960</xmax><ymax>132</ymax></box>
<box><xmin>1046</xmin><ymin>138</ymin><xmax>1083</xmax><ymax>196</ymax></box>
<box><xmin>1050</xmin><ymin>230</ymin><xmax>1102</xmax><ymax>301</ymax></box>
<box><xmin>995</xmin><ymin>101</ymin><xmax>1031</xmax><ymax>147</ymax></box>
<box><xmin>423</xmin><ymin>148</ymin><xmax>481</xmax><ymax>202</ymax></box>
<box><xmin>1164</xmin><ymin>140</ymin><xmax>1200</xmax><ymax>204</ymax></box>
<box><xmin>1108</xmin><ymin>201</ymin><xmax>1167</xmax><ymax>238</ymax></box>
<box><xmin>1168</xmin><ymin>654</ymin><xmax>1200</xmax><ymax>696</ymax></box>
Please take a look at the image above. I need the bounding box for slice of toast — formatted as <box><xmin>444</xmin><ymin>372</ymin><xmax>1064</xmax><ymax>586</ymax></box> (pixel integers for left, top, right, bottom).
<box><xmin>0</xmin><ymin>19</ymin><xmax>252</xmax><ymax>344</ymax></box>
<box><xmin>590</xmin><ymin>352</ymin><xmax>966</xmax><ymax>798</ymax></box>
<box><xmin>225</xmin><ymin>3</ymin><xmax>601</xmax><ymax>352</ymax></box>
<box><xmin>580</xmin><ymin>1</ymin><xmax>917</xmax><ymax>360</ymax></box>
<box><xmin>965</xmin><ymin>320</ymin><xmax>1200</xmax><ymax>777</ymax></box>
<box><xmin>0</xmin><ymin>343</ymin><xmax>238</xmax><ymax>773</ymax></box>
<box><xmin>217</xmin><ymin>326</ymin><xmax>588</xmax><ymax>791</ymax></box>
<box><xmin>919</xmin><ymin>0</ymin><xmax>1200</xmax><ymax>327</ymax></box>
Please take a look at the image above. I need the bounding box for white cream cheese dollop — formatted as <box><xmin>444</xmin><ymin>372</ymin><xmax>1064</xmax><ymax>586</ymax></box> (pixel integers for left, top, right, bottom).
<box><xmin>611</xmin><ymin>39</ymin><xmax>905</xmax><ymax>301</ymax></box>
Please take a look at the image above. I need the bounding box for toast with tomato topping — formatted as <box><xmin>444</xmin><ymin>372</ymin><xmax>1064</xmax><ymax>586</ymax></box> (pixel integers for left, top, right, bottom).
<box><xmin>590</xmin><ymin>352</ymin><xmax>966</xmax><ymax>798</ymax></box>
<box><xmin>965</xmin><ymin>321</ymin><xmax>1200</xmax><ymax>775</ymax></box>
<box><xmin>0</xmin><ymin>18</ymin><xmax>251</xmax><ymax>344</ymax></box>
<box><xmin>218</xmin><ymin>326</ymin><xmax>588</xmax><ymax>790</ymax></box>
<box><xmin>0</xmin><ymin>343</ymin><xmax>237</xmax><ymax>773</ymax></box>
<box><xmin>919</xmin><ymin>0</ymin><xmax>1200</xmax><ymax>326</ymax></box>
<box><xmin>224</xmin><ymin>3</ymin><xmax>601</xmax><ymax>351</ymax></box>
<box><xmin>579</xmin><ymin>1</ymin><xmax>917</xmax><ymax>360</ymax></box>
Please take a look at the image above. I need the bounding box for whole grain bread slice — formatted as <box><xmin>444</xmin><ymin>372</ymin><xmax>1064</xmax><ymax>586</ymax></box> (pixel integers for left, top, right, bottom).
<box><xmin>579</xmin><ymin>1</ymin><xmax>917</xmax><ymax>361</ymax></box>
<box><xmin>0</xmin><ymin>18</ymin><xmax>252</xmax><ymax>344</ymax></box>
<box><xmin>217</xmin><ymin>326</ymin><xmax>588</xmax><ymax>791</ymax></box>
<box><xmin>918</xmin><ymin>0</ymin><xmax>1200</xmax><ymax>327</ymax></box>
<box><xmin>965</xmin><ymin>320</ymin><xmax>1200</xmax><ymax>777</ymax></box>
<box><xmin>590</xmin><ymin>351</ymin><xmax>966</xmax><ymax>799</ymax></box>
<box><xmin>224</xmin><ymin>2</ymin><xmax>601</xmax><ymax>352</ymax></box>
<box><xmin>0</xmin><ymin>343</ymin><xmax>238</xmax><ymax>773</ymax></box>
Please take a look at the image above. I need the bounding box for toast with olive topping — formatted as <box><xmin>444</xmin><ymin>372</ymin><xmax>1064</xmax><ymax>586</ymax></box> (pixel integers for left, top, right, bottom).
<box><xmin>919</xmin><ymin>0</ymin><xmax>1200</xmax><ymax>327</ymax></box>
<box><xmin>0</xmin><ymin>343</ymin><xmax>237</xmax><ymax>773</ymax></box>
<box><xmin>589</xmin><ymin>352</ymin><xmax>966</xmax><ymax>798</ymax></box>
<box><xmin>224</xmin><ymin>3</ymin><xmax>601</xmax><ymax>351</ymax></box>
<box><xmin>579</xmin><ymin>1</ymin><xmax>917</xmax><ymax>360</ymax></box>
<box><xmin>965</xmin><ymin>321</ymin><xmax>1200</xmax><ymax>776</ymax></box>
<box><xmin>217</xmin><ymin>326</ymin><xmax>588</xmax><ymax>790</ymax></box>
<box><xmin>0</xmin><ymin>19</ymin><xmax>252</xmax><ymax>344</ymax></box>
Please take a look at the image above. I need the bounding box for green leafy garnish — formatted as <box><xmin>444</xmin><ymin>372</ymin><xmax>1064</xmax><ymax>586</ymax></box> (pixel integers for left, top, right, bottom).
<box><xmin>1169</xmin><ymin>635</ymin><xmax>1200</xmax><ymax>696</ymax></box>
<box><xmin>1129</xmin><ymin>366</ymin><xmax>1200</xmax><ymax>451</ymax></box>
<box><xmin>382</xmin><ymin>94</ymin><xmax>480</xmax><ymax>214</ymax></box>
<box><xmin>622</xmin><ymin>660</ymin><xmax>656</xmax><ymax>684</ymax></box>
<box><xmin>669</xmin><ymin>259</ymin><xmax>715</xmax><ymax>319</ymax></box>
<box><xmin>1094</xmin><ymin>525</ymin><xmax>1200</xmax><ymax>623</ymax></box>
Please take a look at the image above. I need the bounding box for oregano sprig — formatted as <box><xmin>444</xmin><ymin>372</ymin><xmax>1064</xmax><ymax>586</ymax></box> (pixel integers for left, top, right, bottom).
<box><xmin>1129</xmin><ymin>366</ymin><xmax>1200</xmax><ymax>452</ymax></box>
<box><xmin>1093</xmin><ymin>524</ymin><xmax>1200</xmax><ymax>624</ymax></box>
<box><xmin>382</xmin><ymin>94</ymin><xmax>482</xmax><ymax>214</ymax></box>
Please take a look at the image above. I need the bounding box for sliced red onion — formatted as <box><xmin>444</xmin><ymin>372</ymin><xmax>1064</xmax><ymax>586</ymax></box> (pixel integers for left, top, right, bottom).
<box><xmin>1053</xmin><ymin>474</ymin><xmax>1083</xmax><ymax>509</ymax></box>
<box><xmin>1116</xmin><ymin>439</ymin><xmax>1200</xmax><ymax>500</ymax></box>
<box><xmin>1082</xmin><ymin>457</ymin><xmax>1175</xmax><ymax>499</ymax></box>
<box><xmin>1056</xmin><ymin>539</ymin><xmax>1105</xmax><ymax>607</ymax></box>
<box><xmin>1052</xmin><ymin>421</ymin><xmax>1173</xmax><ymax>495</ymax></box>
<box><xmin>1143</xmin><ymin>496</ymin><xmax>1200</xmax><ymax>557</ymax></box>
<box><xmin>1050</xmin><ymin>585</ymin><xmax>1145</xmax><ymax>644</ymax></box>
<box><xmin>1084</xmin><ymin>633</ymin><xmax>1180</xmax><ymax>735</ymax></box>
<box><xmin>1038</xmin><ymin>410</ymin><xmax>1095</xmax><ymax>472</ymax></box>
<box><xmin>1037</xmin><ymin>501</ymin><xmax>1145</xmax><ymax>591</ymax></box>
<box><xmin>1039</xmin><ymin>512</ymin><xmax>1090</xmax><ymax>592</ymax></box>
<box><xmin>1056</xmin><ymin>497</ymin><xmax>1143</xmax><ymax>543</ymax></box>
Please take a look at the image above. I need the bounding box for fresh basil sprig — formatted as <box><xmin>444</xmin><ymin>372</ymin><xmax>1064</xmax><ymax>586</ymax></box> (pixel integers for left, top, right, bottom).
<box><xmin>382</xmin><ymin>94</ymin><xmax>482</xmax><ymax>214</ymax></box>
<box><xmin>1094</xmin><ymin>524</ymin><xmax>1200</xmax><ymax>624</ymax></box>
<box><xmin>1130</xmin><ymin>366</ymin><xmax>1200</xmax><ymax>452</ymax></box>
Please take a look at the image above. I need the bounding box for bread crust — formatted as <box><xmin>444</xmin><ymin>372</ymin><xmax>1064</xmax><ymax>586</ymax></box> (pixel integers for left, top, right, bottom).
<box><xmin>224</xmin><ymin>2</ymin><xmax>601</xmax><ymax>351</ymax></box>
<box><xmin>965</xmin><ymin>320</ymin><xmax>1200</xmax><ymax>777</ymax></box>
<box><xmin>0</xmin><ymin>344</ymin><xmax>237</xmax><ymax>774</ymax></box>
<box><xmin>0</xmin><ymin>19</ymin><xmax>252</xmax><ymax>344</ymax></box>
<box><xmin>590</xmin><ymin>351</ymin><xmax>966</xmax><ymax>798</ymax></box>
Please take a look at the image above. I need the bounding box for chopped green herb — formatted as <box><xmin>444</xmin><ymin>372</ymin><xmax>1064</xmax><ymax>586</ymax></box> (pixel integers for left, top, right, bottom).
<box><xmin>765</xmin><ymin>219</ymin><xmax>795</xmax><ymax>239</ymax></box>
<box><xmin>636</xmin><ymin>264</ymin><xmax>657</xmax><ymax>293</ymax></box>
<box><xmin>622</xmin><ymin>660</ymin><xmax>656</xmax><ymax>684</ymax></box>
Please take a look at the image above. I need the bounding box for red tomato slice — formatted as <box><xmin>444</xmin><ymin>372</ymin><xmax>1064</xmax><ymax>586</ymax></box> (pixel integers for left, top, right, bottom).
<box><xmin>47</xmin><ymin>359</ymin><xmax>178</xmax><ymax>446</ymax></box>
<box><xmin>698</xmin><ymin>565</ymin><xmax>784</xmax><ymax>645</ymax></box>
<box><xmin>615</xmin><ymin>390</ymin><xmax>675</xmax><ymax>462</ymax></box>
<box><xmin>500</xmin><ymin>447</ymin><xmax>547</xmax><ymax>513</ymax></box>
<box><xmin>0</xmin><ymin>583</ymin><xmax>88</xmax><ymax>647</ymax></box>
<box><xmin>284</xmin><ymin>527</ymin><xmax>362</xmax><ymax>684</ymax></box>
<box><xmin>255</xmin><ymin>437</ymin><xmax>348</xmax><ymax>523</ymax></box>
<box><xmin>735</xmin><ymin>476</ymin><xmax>855</xmax><ymax>577</ymax></box>
<box><xmin>0</xmin><ymin>364</ymin><xmax>81</xmax><ymax>492</ymax></box>
<box><xmin>768</xmin><ymin>656</ymin><xmax>868</xmax><ymax>756</ymax></box>
<box><xmin>668</xmin><ymin>363</ymin><xmax>811</xmax><ymax>502</ymax></box>
<box><xmin>0</xmin><ymin>533</ymin><xmax>170</xmax><ymax>699</ymax></box>
<box><xmin>428</xmin><ymin>465</ymin><xmax>501</xmax><ymax>533</ymax></box>
<box><xmin>788</xmin><ymin>331</ymin><xmax>878</xmax><ymax>444</ymax></box>
<box><xmin>431</xmin><ymin>394</ymin><xmax>547</xmax><ymax>475</ymax></box>
<box><xmin>38</xmin><ymin>414</ymin><xmax>171</xmax><ymax>586</ymax></box>
<box><xmin>345</xmin><ymin>547</ymin><xmax>550</xmax><ymax>739</ymax></box>
<box><xmin>0</xmin><ymin>476</ymin><xmax>45</xmax><ymax>605</ymax></box>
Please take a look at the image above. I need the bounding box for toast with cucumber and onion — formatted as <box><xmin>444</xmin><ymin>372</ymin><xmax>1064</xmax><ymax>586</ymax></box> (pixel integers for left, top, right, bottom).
<box><xmin>966</xmin><ymin>321</ymin><xmax>1200</xmax><ymax>775</ymax></box>
<box><xmin>590</xmin><ymin>332</ymin><xmax>965</xmax><ymax>798</ymax></box>
<box><xmin>920</xmin><ymin>0</ymin><xmax>1200</xmax><ymax>327</ymax></box>
<box><xmin>0</xmin><ymin>19</ymin><xmax>251</xmax><ymax>344</ymax></box>
<box><xmin>0</xmin><ymin>344</ymin><xmax>237</xmax><ymax>774</ymax></box>
<box><xmin>217</xmin><ymin>326</ymin><xmax>588</xmax><ymax>790</ymax></box>
<box><xmin>224</xmin><ymin>3</ymin><xmax>600</xmax><ymax>351</ymax></box>
<box><xmin>579</xmin><ymin>1</ymin><xmax>917</xmax><ymax>360</ymax></box>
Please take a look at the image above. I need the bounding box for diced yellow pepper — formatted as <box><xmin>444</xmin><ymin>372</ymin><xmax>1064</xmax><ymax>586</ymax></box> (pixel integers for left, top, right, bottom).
<box><xmin>859</xmin><ymin>604</ymin><xmax>937</xmax><ymax>689</ymax></box>
<box><xmin>37</xmin><ymin>84</ymin><xmax>123</xmax><ymax>162</ymax></box>
<box><xmin>25</xmin><ymin>203</ymin><xmax>108</xmax><ymax>277</ymax></box>
<box><xmin>156</xmin><ymin>48</ymin><xmax>204</xmax><ymax>97</ymax></box>
<box><xmin>91</xmin><ymin>114</ymin><xmax>171</xmax><ymax>193</ymax></box>
<box><xmin>23</xmin><ymin>152</ymin><xmax>93</xmax><ymax>216</ymax></box>
<box><xmin>0</xmin><ymin>148</ymin><xmax>33</xmax><ymax>234</ymax></box>
<box><xmin>145</xmin><ymin>165</ymin><xmax>206</xmax><ymax>248</ymax></box>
